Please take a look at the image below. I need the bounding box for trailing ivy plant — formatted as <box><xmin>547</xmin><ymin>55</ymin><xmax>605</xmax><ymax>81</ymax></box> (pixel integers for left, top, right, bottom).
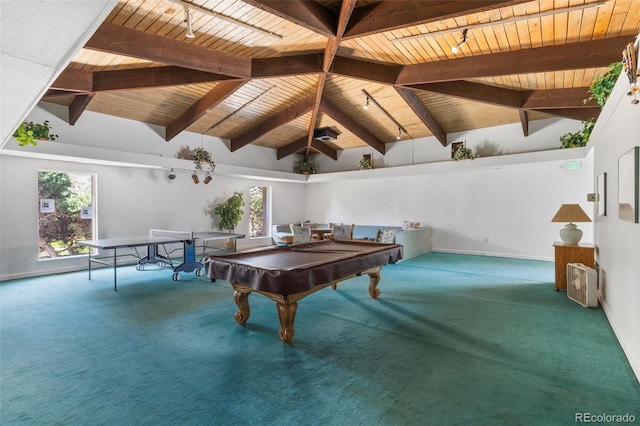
<box><xmin>192</xmin><ymin>147</ymin><xmax>215</xmax><ymax>172</ymax></box>
<box><xmin>560</xmin><ymin>118</ymin><xmax>595</xmax><ymax>149</ymax></box>
<box><xmin>584</xmin><ymin>62</ymin><xmax>623</xmax><ymax>108</ymax></box>
<box><xmin>13</xmin><ymin>120</ymin><xmax>58</xmax><ymax>146</ymax></box>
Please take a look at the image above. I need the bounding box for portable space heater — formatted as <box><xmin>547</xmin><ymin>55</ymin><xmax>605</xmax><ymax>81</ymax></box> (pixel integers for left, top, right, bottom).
<box><xmin>566</xmin><ymin>263</ymin><xmax>598</xmax><ymax>308</ymax></box>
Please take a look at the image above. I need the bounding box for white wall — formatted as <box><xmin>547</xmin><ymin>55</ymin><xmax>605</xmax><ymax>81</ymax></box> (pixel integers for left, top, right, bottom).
<box><xmin>590</xmin><ymin>48</ymin><xmax>640</xmax><ymax>380</ymax></box>
<box><xmin>306</xmin><ymin>151</ymin><xmax>593</xmax><ymax>261</ymax></box>
<box><xmin>0</xmin><ymin>0</ymin><xmax>118</xmax><ymax>146</ymax></box>
<box><xmin>315</xmin><ymin>117</ymin><xmax>583</xmax><ymax>173</ymax></box>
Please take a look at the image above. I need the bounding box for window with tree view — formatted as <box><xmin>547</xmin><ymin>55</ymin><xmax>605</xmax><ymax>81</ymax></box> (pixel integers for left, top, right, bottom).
<box><xmin>249</xmin><ymin>186</ymin><xmax>270</xmax><ymax>238</ymax></box>
<box><xmin>38</xmin><ymin>171</ymin><xmax>95</xmax><ymax>259</ymax></box>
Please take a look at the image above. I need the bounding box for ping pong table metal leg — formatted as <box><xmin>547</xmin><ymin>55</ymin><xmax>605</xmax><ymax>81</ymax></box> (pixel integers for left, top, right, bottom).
<box><xmin>113</xmin><ymin>248</ymin><xmax>118</xmax><ymax>291</ymax></box>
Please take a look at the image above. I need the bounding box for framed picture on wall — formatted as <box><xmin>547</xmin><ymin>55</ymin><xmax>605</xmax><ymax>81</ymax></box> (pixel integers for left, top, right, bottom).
<box><xmin>597</xmin><ymin>173</ymin><xmax>607</xmax><ymax>216</ymax></box>
<box><xmin>618</xmin><ymin>146</ymin><xmax>639</xmax><ymax>223</ymax></box>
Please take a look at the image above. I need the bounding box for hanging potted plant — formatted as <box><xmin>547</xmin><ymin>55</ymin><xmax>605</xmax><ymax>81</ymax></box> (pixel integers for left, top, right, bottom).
<box><xmin>13</xmin><ymin>120</ymin><xmax>58</xmax><ymax>146</ymax></box>
<box><xmin>192</xmin><ymin>147</ymin><xmax>215</xmax><ymax>172</ymax></box>
<box><xmin>214</xmin><ymin>191</ymin><xmax>245</xmax><ymax>234</ymax></box>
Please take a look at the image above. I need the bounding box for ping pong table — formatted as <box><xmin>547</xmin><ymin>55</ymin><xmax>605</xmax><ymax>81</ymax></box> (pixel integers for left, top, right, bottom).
<box><xmin>77</xmin><ymin>229</ymin><xmax>245</xmax><ymax>291</ymax></box>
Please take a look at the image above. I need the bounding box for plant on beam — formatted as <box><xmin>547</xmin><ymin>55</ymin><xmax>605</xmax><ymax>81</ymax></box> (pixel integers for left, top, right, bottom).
<box><xmin>13</xmin><ymin>120</ymin><xmax>58</xmax><ymax>146</ymax></box>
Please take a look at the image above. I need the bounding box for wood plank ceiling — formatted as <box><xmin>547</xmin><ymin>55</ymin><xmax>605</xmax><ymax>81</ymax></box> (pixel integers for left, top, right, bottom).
<box><xmin>43</xmin><ymin>0</ymin><xmax>640</xmax><ymax>160</ymax></box>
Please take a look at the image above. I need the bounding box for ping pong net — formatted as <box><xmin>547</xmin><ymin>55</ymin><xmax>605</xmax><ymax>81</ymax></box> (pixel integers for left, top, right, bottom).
<box><xmin>149</xmin><ymin>229</ymin><xmax>194</xmax><ymax>241</ymax></box>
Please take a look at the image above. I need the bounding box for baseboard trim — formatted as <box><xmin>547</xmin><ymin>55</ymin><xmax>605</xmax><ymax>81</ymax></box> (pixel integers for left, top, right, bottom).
<box><xmin>599</xmin><ymin>298</ymin><xmax>640</xmax><ymax>384</ymax></box>
<box><xmin>432</xmin><ymin>248</ymin><xmax>553</xmax><ymax>262</ymax></box>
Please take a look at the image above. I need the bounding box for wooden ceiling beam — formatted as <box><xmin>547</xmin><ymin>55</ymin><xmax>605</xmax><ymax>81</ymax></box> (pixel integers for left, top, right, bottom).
<box><xmin>93</xmin><ymin>67</ymin><xmax>237</xmax><ymax>92</ymax></box>
<box><xmin>252</xmin><ymin>54</ymin><xmax>323</xmax><ymax>78</ymax></box>
<box><xmin>533</xmin><ymin>108</ymin><xmax>601</xmax><ymax>122</ymax></box>
<box><xmin>241</xmin><ymin>0</ymin><xmax>336</xmax><ymax>38</ymax></box>
<box><xmin>231</xmin><ymin>94</ymin><xmax>316</xmax><ymax>152</ymax></box>
<box><xmin>51</xmin><ymin>68</ymin><xmax>92</xmax><ymax>92</ymax></box>
<box><xmin>277</xmin><ymin>137</ymin><xmax>308</xmax><ymax>160</ymax></box>
<box><xmin>165</xmin><ymin>80</ymin><xmax>247</xmax><ymax>142</ymax></box>
<box><xmin>85</xmin><ymin>22</ymin><xmax>251</xmax><ymax>78</ymax></box>
<box><xmin>518</xmin><ymin>110</ymin><xmax>529</xmax><ymax>137</ymax></box>
<box><xmin>522</xmin><ymin>88</ymin><xmax>595</xmax><ymax>109</ymax></box>
<box><xmin>310</xmin><ymin>139</ymin><xmax>338</xmax><ymax>160</ymax></box>
<box><xmin>319</xmin><ymin>98</ymin><xmax>386</xmax><ymax>154</ymax></box>
<box><xmin>396</xmin><ymin>36</ymin><xmax>632</xmax><ymax>85</ymax></box>
<box><xmin>331</xmin><ymin>57</ymin><xmax>400</xmax><ymax>85</ymax></box>
<box><xmin>410</xmin><ymin>81</ymin><xmax>523</xmax><ymax>108</ymax></box>
<box><xmin>305</xmin><ymin>0</ymin><xmax>356</xmax><ymax>158</ymax></box>
<box><xmin>394</xmin><ymin>87</ymin><xmax>447</xmax><ymax>146</ymax></box>
<box><xmin>69</xmin><ymin>94</ymin><xmax>95</xmax><ymax>126</ymax></box>
<box><xmin>344</xmin><ymin>0</ymin><xmax>531</xmax><ymax>39</ymax></box>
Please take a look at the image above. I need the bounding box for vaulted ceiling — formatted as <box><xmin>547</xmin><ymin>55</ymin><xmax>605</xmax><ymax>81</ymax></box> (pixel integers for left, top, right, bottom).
<box><xmin>42</xmin><ymin>0</ymin><xmax>640</xmax><ymax>160</ymax></box>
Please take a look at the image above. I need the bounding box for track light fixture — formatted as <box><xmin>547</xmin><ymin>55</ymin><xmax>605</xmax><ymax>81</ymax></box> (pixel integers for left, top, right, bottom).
<box><xmin>191</xmin><ymin>172</ymin><xmax>199</xmax><ymax>184</ymax></box>
<box><xmin>203</xmin><ymin>172</ymin><xmax>212</xmax><ymax>184</ymax></box>
<box><xmin>184</xmin><ymin>5</ymin><xmax>195</xmax><ymax>38</ymax></box>
<box><xmin>363</xmin><ymin>96</ymin><xmax>370</xmax><ymax>111</ymax></box>
<box><xmin>451</xmin><ymin>29</ymin><xmax>468</xmax><ymax>54</ymax></box>
<box><xmin>168</xmin><ymin>169</ymin><xmax>176</xmax><ymax>180</ymax></box>
<box><xmin>396</xmin><ymin>127</ymin><xmax>402</xmax><ymax>140</ymax></box>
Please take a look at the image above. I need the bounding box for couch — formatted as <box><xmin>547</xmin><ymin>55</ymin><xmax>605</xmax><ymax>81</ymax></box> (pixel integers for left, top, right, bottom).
<box><xmin>272</xmin><ymin>223</ymin><xmax>432</xmax><ymax>260</ymax></box>
<box><xmin>352</xmin><ymin>225</ymin><xmax>432</xmax><ymax>261</ymax></box>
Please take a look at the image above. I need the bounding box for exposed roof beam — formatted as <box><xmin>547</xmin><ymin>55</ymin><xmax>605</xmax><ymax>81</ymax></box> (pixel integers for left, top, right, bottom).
<box><xmin>165</xmin><ymin>80</ymin><xmax>247</xmax><ymax>142</ymax></box>
<box><xmin>534</xmin><ymin>108</ymin><xmax>600</xmax><ymax>122</ymax></box>
<box><xmin>51</xmin><ymin>68</ymin><xmax>92</xmax><ymax>92</ymax></box>
<box><xmin>85</xmin><ymin>22</ymin><xmax>251</xmax><ymax>78</ymax></box>
<box><xmin>344</xmin><ymin>0</ymin><xmax>531</xmax><ymax>39</ymax></box>
<box><xmin>241</xmin><ymin>0</ymin><xmax>336</xmax><ymax>38</ymax></box>
<box><xmin>394</xmin><ymin>87</ymin><xmax>447</xmax><ymax>146</ymax></box>
<box><xmin>277</xmin><ymin>137</ymin><xmax>308</xmax><ymax>160</ymax></box>
<box><xmin>69</xmin><ymin>94</ymin><xmax>95</xmax><ymax>125</ymax></box>
<box><xmin>410</xmin><ymin>81</ymin><xmax>598</xmax><ymax>113</ymax></box>
<box><xmin>522</xmin><ymin>87</ymin><xmax>596</xmax><ymax>109</ymax></box>
<box><xmin>305</xmin><ymin>0</ymin><xmax>357</xmax><ymax>158</ymax></box>
<box><xmin>319</xmin><ymin>98</ymin><xmax>386</xmax><ymax>155</ymax></box>
<box><xmin>330</xmin><ymin>57</ymin><xmax>399</xmax><ymax>85</ymax></box>
<box><xmin>410</xmin><ymin>81</ymin><xmax>523</xmax><ymax>108</ymax></box>
<box><xmin>252</xmin><ymin>54</ymin><xmax>323</xmax><ymax>78</ymax></box>
<box><xmin>396</xmin><ymin>36</ymin><xmax>631</xmax><ymax>85</ymax></box>
<box><xmin>92</xmin><ymin>67</ymin><xmax>237</xmax><ymax>91</ymax></box>
<box><xmin>231</xmin><ymin>94</ymin><xmax>316</xmax><ymax>152</ymax></box>
<box><xmin>310</xmin><ymin>139</ymin><xmax>338</xmax><ymax>160</ymax></box>
<box><xmin>519</xmin><ymin>110</ymin><xmax>529</xmax><ymax>137</ymax></box>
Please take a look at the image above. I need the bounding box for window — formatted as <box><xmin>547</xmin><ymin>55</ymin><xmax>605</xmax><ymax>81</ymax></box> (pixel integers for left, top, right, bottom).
<box><xmin>249</xmin><ymin>186</ymin><xmax>270</xmax><ymax>238</ymax></box>
<box><xmin>38</xmin><ymin>170</ymin><xmax>95</xmax><ymax>259</ymax></box>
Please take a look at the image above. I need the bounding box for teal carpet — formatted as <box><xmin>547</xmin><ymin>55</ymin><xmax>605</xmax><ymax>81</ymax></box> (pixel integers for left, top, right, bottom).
<box><xmin>1</xmin><ymin>252</ymin><xmax>638</xmax><ymax>425</ymax></box>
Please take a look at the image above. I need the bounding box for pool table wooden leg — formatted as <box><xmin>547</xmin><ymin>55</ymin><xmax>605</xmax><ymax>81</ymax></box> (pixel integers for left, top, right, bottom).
<box><xmin>275</xmin><ymin>301</ymin><xmax>298</xmax><ymax>344</ymax></box>
<box><xmin>367</xmin><ymin>270</ymin><xmax>381</xmax><ymax>299</ymax></box>
<box><xmin>233</xmin><ymin>290</ymin><xmax>251</xmax><ymax>325</ymax></box>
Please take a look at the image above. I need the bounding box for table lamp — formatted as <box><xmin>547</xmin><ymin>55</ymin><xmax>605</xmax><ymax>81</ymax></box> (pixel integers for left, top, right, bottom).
<box><xmin>551</xmin><ymin>204</ymin><xmax>591</xmax><ymax>244</ymax></box>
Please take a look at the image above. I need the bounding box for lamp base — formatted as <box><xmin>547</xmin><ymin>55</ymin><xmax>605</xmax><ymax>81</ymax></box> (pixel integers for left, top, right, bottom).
<box><xmin>559</xmin><ymin>223</ymin><xmax>583</xmax><ymax>244</ymax></box>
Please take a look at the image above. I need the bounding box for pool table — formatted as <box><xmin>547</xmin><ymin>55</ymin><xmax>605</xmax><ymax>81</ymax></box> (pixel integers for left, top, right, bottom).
<box><xmin>204</xmin><ymin>239</ymin><xmax>403</xmax><ymax>343</ymax></box>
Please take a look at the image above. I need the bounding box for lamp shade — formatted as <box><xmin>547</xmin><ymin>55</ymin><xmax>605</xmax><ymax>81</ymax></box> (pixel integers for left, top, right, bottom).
<box><xmin>551</xmin><ymin>204</ymin><xmax>591</xmax><ymax>244</ymax></box>
<box><xmin>551</xmin><ymin>204</ymin><xmax>591</xmax><ymax>223</ymax></box>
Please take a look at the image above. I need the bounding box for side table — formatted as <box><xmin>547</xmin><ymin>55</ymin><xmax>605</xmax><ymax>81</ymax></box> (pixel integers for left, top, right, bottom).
<box><xmin>553</xmin><ymin>242</ymin><xmax>595</xmax><ymax>291</ymax></box>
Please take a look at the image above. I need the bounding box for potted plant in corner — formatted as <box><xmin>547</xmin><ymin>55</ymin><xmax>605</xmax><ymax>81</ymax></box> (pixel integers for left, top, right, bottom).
<box><xmin>452</xmin><ymin>145</ymin><xmax>478</xmax><ymax>161</ymax></box>
<box><xmin>358</xmin><ymin>156</ymin><xmax>374</xmax><ymax>170</ymax></box>
<box><xmin>214</xmin><ymin>191</ymin><xmax>245</xmax><ymax>247</ymax></box>
<box><xmin>293</xmin><ymin>159</ymin><xmax>318</xmax><ymax>174</ymax></box>
<box><xmin>13</xmin><ymin>120</ymin><xmax>58</xmax><ymax>146</ymax></box>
